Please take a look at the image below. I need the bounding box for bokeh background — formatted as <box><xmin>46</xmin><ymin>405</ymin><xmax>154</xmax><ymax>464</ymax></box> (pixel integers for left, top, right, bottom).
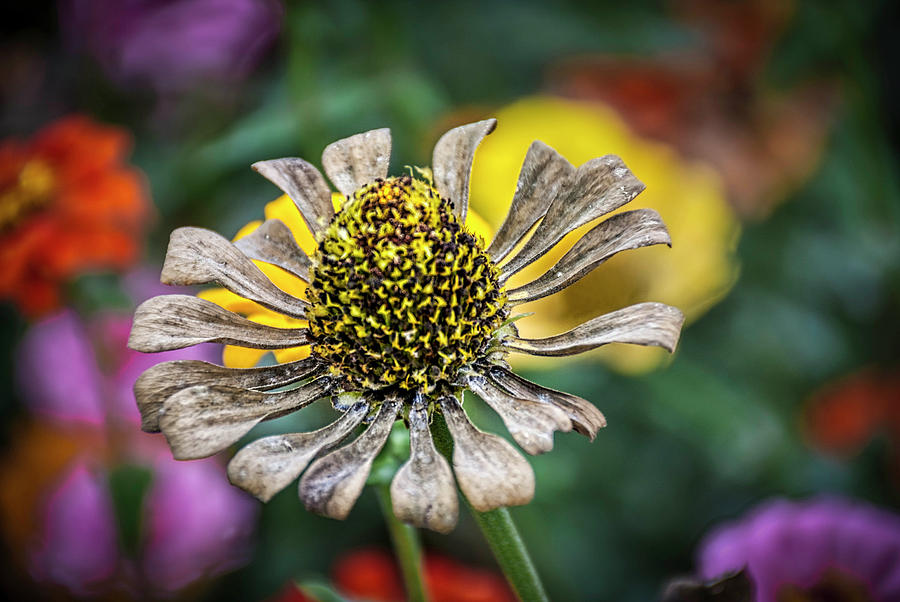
<box><xmin>1</xmin><ymin>1</ymin><xmax>898</xmax><ymax>600</ymax></box>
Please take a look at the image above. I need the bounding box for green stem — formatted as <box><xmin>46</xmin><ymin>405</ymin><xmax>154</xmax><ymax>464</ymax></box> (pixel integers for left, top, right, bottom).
<box><xmin>431</xmin><ymin>414</ymin><xmax>549</xmax><ymax>602</ymax></box>
<box><xmin>375</xmin><ymin>484</ymin><xmax>428</xmax><ymax>602</ymax></box>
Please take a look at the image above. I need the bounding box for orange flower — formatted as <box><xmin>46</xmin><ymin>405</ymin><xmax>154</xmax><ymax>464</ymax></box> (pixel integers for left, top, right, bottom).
<box><xmin>333</xmin><ymin>548</ymin><xmax>515</xmax><ymax>602</ymax></box>
<box><xmin>0</xmin><ymin>116</ymin><xmax>150</xmax><ymax>316</ymax></box>
<box><xmin>805</xmin><ymin>368</ymin><xmax>900</xmax><ymax>456</ymax></box>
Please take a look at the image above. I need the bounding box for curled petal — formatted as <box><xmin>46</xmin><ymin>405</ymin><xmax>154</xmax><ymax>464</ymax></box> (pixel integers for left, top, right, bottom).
<box><xmin>486</xmin><ymin>141</ymin><xmax>574</xmax><ymax>263</ymax></box>
<box><xmin>300</xmin><ymin>401</ymin><xmax>400</xmax><ymax>520</ymax></box>
<box><xmin>228</xmin><ymin>403</ymin><xmax>369</xmax><ymax>502</ymax></box>
<box><xmin>488</xmin><ymin>367</ymin><xmax>606</xmax><ymax>440</ymax></box>
<box><xmin>129</xmin><ymin>295</ymin><xmax>310</xmax><ymax>353</ymax></box>
<box><xmin>158</xmin><ymin>379</ymin><xmax>332</xmax><ymax>460</ymax></box>
<box><xmin>432</xmin><ymin>119</ymin><xmax>497</xmax><ymax>222</ymax></box>
<box><xmin>505</xmin><ymin>302</ymin><xmax>684</xmax><ymax>356</ymax></box>
<box><xmin>234</xmin><ymin>219</ymin><xmax>312</xmax><ymax>281</ymax></box>
<box><xmin>161</xmin><ymin>227</ymin><xmax>308</xmax><ymax>318</ymax></box>
<box><xmin>467</xmin><ymin>374</ymin><xmax>571</xmax><ymax>455</ymax></box>
<box><xmin>507</xmin><ymin>209</ymin><xmax>671</xmax><ymax>304</ymax></box>
<box><xmin>252</xmin><ymin>158</ymin><xmax>334</xmax><ymax>235</ymax></box>
<box><xmin>439</xmin><ymin>396</ymin><xmax>534</xmax><ymax>511</ymax></box>
<box><xmin>390</xmin><ymin>402</ymin><xmax>458</xmax><ymax>533</ymax></box>
<box><xmin>135</xmin><ymin>358</ymin><xmax>322</xmax><ymax>433</ymax></box>
<box><xmin>500</xmin><ymin>154</ymin><xmax>645</xmax><ymax>281</ymax></box>
<box><xmin>321</xmin><ymin>128</ymin><xmax>391</xmax><ymax>197</ymax></box>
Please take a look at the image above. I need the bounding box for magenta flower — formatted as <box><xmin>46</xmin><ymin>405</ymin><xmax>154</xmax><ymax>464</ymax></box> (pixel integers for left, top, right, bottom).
<box><xmin>698</xmin><ymin>497</ymin><xmax>900</xmax><ymax>601</ymax></box>
<box><xmin>12</xmin><ymin>269</ymin><xmax>258</xmax><ymax>596</ymax></box>
<box><xmin>61</xmin><ymin>0</ymin><xmax>283</xmax><ymax>95</ymax></box>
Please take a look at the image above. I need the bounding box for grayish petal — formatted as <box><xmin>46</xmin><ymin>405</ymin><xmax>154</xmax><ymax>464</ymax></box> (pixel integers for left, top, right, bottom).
<box><xmin>134</xmin><ymin>358</ymin><xmax>322</xmax><ymax>433</ymax></box>
<box><xmin>500</xmin><ymin>154</ymin><xmax>645</xmax><ymax>281</ymax></box>
<box><xmin>432</xmin><ymin>119</ymin><xmax>497</xmax><ymax>222</ymax></box>
<box><xmin>467</xmin><ymin>374</ymin><xmax>571</xmax><ymax>455</ymax></box>
<box><xmin>158</xmin><ymin>378</ymin><xmax>332</xmax><ymax>460</ymax></box>
<box><xmin>160</xmin><ymin>227</ymin><xmax>308</xmax><ymax>319</ymax></box>
<box><xmin>299</xmin><ymin>400</ymin><xmax>400</xmax><ymax>520</ymax></box>
<box><xmin>252</xmin><ymin>158</ymin><xmax>334</xmax><ymax>235</ymax></box>
<box><xmin>128</xmin><ymin>295</ymin><xmax>310</xmax><ymax>353</ymax></box>
<box><xmin>487</xmin><ymin>367</ymin><xmax>607</xmax><ymax>440</ymax></box>
<box><xmin>505</xmin><ymin>302</ymin><xmax>684</xmax><ymax>356</ymax></box>
<box><xmin>486</xmin><ymin>141</ymin><xmax>574</xmax><ymax>263</ymax></box>
<box><xmin>233</xmin><ymin>219</ymin><xmax>312</xmax><ymax>281</ymax></box>
<box><xmin>228</xmin><ymin>403</ymin><xmax>369</xmax><ymax>502</ymax></box>
<box><xmin>390</xmin><ymin>401</ymin><xmax>458</xmax><ymax>533</ymax></box>
<box><xmin>507</xmin><ymin>209</ymin><xmax>671</xmax><ymax>304</ymax></box>
<box><xmin>439</xmin><ymin>396</ymin><xmax>534</xmax><ymax>511</ymax></box>
<box><xmin>321</xmin><ymin>128</ymin><xmax>391</xmax><ymax>197</ymax></box>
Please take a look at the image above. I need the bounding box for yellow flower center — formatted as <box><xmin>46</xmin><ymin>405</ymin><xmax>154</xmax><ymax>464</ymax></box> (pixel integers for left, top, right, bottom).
<box><xmin>307</xmin><ymin>175</ymin><xmax>507</xmax><ymax>395</ymax></box>
<box><xmin>0</xmin><ymin>160</ymin><xmax>56</xmax><ymax>231</ymax></box>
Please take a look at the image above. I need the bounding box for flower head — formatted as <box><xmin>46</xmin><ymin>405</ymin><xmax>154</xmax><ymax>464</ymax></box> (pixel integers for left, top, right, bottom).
<box><xmin>697</xmin><ymin>497</ymin><xmax>900</xmax><ymax>602</ymax></box>
<box><xmin>129</xmin><ymin>120</ymin><xmax>685</xmax><ymax>532</ymax></box>
<box><xmin>0</xmin><ymin>116</ymin><xmax>149</xmax><ymax>316</ymax></box>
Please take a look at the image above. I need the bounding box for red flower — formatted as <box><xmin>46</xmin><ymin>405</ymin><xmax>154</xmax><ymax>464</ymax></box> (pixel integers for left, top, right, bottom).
<box><xmin>333</xmin><ymin>548</ymin><xmax>516</xmax><ymax>602</ymax></box>
<box><xmin>805</xmin><ymin>368</ymin><xmax>900</xmax><ymax>456</ymax></box>
<box><xmin>0</xmin><ymin>116</ymin><xmax>150</xmax><ymax>316</ymax></box>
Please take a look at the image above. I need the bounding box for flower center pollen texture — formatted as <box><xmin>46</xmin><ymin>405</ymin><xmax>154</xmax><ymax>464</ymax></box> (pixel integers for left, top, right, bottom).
<box><xmin>307</xmin><ymin>175</ymin><xmax>507</xmax><ymax>395</ymax></box>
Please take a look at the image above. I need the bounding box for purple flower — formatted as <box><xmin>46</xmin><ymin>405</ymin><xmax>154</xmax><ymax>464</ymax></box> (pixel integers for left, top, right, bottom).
<box><xmin>29</xmin><ymin>464</ymin><xmax>119</xmax><ymax>595</ymax></box>
<box><xmin>142</xmin><ymin>453</ymin><xmax>256</xmax><ymax>591</ymax></box>
<box><xmin>12</xmin><ymin>268</ymin><xmax>259</xmax><ymax>595</ymax></box>
<box><xmin>61</xmin><ymin>0</ymin><xmax>283</xmax><ymax>95</ymax></box>
<box><xmin>698</xmin><ymin>497</ymin><xmax>900</xmax><ymax>601</ymax></box>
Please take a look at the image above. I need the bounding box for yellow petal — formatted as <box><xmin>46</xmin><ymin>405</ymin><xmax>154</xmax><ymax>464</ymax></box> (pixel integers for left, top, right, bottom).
<box><xmin>233</xmin><ymin>220</ymin><xmax>263</xmax><ymax>241</ymax></box>
<box><xmin>223</xmin><ymin>345</ymin><xmax>269</xmax><ymax>369</ymax></box>
<box><xmin>465</xmin><ymin>208</ymin><xmax>494</xmax><ymax>247</ymax></box>
<box><xmin>197</xmin><ymin>287</ymin><xmax>264</xmax><ymax>316</ymax></box>
<box><xmin>273</xmin><ymin>346</ymin><xmax>311</xmax><ymax>364</ymax></box>
<box><xmin>264</xmin><ymin>194</ymin><xmax>319</xmax><ymax>255</ymax></box>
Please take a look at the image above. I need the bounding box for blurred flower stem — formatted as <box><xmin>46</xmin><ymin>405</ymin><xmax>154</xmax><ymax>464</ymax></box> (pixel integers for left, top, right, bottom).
<box><xmin>432</xmin><ymin>414</ymin><xmax>549</xmax><ymax>602</ymax></box>
<box><xmin>375</xmin><ymin>484</ymin><xmax>428</xmax><ymax>602</ymax></box>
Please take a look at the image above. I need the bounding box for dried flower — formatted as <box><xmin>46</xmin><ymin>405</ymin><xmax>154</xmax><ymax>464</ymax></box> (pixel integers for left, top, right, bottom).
<box><xmin>0</xmin><ymin>116</ymin><xmax>149</xmax><ymax>316</ymax></box>
<box><xmin>697</xmin><ymin>497</ymin><xmax>900</xmax><ymax>602</ymax></box>
<box><xmin>129</xmin><ymin>120</ymin><xmax>684</xmax><ymax>532</ymax></box>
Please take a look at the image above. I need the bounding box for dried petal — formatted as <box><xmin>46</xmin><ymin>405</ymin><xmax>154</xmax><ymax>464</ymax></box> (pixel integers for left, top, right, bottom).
<box><xmin>439</xmin><ymin>396</ymin><xmax>534</xmax><ymax>511</ymax></box>
<box><xmin>300</xmin><ymin>401</ymin><xmax>400</xmax><ymax>520</ymax></box>
<box><xmin>500</xmin><ymin>154</ymin><xmax>645</xmax><ymax>281</ymax></box>
<box><xmin>129</xmin><ymin>295</ymin><xmax>310</xmax><ymax>353</ymax></box>
<box><xmin>486</xmin><ymin>141</ymin><xmax>574</xmax><ymax>263</ymax></box>
<box><xmin>488</xmin><ymin>367</ymin><xmax>607</xmax><ymax>440</ymax></box>
<box><xmin>252</xmin><ymin>158</ymin><xmax>334</xmax><ymax>234</ymax></box>
<box><xmin>390</xmin><ymin>402</ymin><xmax>458</xmax><ymax>533</ymax></box>
<box><xmin>158</xmin><ymin>379</ymin><xmax>332</xmax><ymax>460</ymax></box>
<box><xmin>228</xmin><ymin>403</ymin><xmax>369</xmax><ymax>502</ymax></box>
<box><xmin>161</xmin><ymin>227</ymin><xmax>308</xmax><ymax>318</ymax></box>
<box><xmin>507</xmin><ymin>209</ymin><xmax>670</xmax><ymax>304</ymax></box>
<box><xmin>467</xmin><ymin>374</ymin><xmax>571</xmax><ymax>455</ymax></box>
<box><xmin>233</xmin><ymin>219</ymin><xmax>312</xmax><ymax>281</ymax></box>
<box><xmin>135</xmin><ymin>358</ymin><xmax>322</xmax><ymax>432</ymax></box>
<box><xmin>432</xmin><ymin>119</ymin><xmax>497</xmax><ymax>222</ymax></box>
<box><xmin>321</xmin><ymin>128</ymin><xmax>391</xmax><ymax>197</ymax></box>
<box><xmin>505</xmin><ymin>302</ymin><xmax>684</xmax><ymax>356</ymax></box>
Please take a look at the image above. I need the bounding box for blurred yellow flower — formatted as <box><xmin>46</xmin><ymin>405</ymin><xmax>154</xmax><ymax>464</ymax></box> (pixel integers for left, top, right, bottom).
<box><xmin>468</xmin><ymin>97</ymin><xmax>739</xmax><ymax>373</ymax></box>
